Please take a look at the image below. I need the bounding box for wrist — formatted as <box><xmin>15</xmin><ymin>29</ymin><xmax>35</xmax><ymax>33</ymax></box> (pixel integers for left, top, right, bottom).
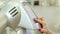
<box><xmin>46</xmin><ymin>29</ymin><xmax>54</xmax><ymax>34</ymax></box>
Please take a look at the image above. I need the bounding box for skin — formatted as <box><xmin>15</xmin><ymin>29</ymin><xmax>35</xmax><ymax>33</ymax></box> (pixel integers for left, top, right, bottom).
<box><xmin>34</xmin><ymin>16</ymin><xmax>55</xmax><ymax>34</ymax></box>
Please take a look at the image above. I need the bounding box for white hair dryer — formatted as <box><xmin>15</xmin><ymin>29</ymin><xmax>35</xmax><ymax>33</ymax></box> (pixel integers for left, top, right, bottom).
<box><xmin>0</xmin><ymin>0</ymin><xmax>42</xmax><ymax>34</ymax></box>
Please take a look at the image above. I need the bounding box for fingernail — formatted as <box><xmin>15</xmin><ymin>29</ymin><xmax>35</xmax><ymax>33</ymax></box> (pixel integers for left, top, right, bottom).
<box><xmin>38</xmin><ymin>28</ymin><xmax>42</xmax><ymax>31</ymax></box>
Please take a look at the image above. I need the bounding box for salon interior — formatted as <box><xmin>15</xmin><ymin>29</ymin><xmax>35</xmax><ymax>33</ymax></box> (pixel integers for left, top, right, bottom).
<box><xmin>0</xmin><ymin>0</ymin><xmax>60</xmax><ymax>34</ymax></box>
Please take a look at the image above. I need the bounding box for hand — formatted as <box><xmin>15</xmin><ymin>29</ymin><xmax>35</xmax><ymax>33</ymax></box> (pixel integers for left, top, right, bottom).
<box><xmin>34</xmin><ymin>16</ymin><xmax>47</xmax><ymax>33</ymax></box>
<box><xmin>34</xmin><ymin>16</ymin><xmax>54</xmax><ymax>34</ymax></box>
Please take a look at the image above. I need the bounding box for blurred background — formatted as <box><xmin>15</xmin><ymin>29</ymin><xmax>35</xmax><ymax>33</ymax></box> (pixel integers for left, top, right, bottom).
<box><xmin>0</xmin><ymin>0</ymin><xmax>60</xmax><ymax>34</ymax></box>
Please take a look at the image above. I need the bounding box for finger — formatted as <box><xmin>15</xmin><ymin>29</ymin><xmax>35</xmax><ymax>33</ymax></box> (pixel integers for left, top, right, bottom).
<box><xmin>38</xmin><ymin>28</ymin><xmax>47</xmax><ymax>33</ymax></box>
<box><xmin>41</xmin><ymin>29</ymin><xmax>48</xmax><ymax>33</ymax></box>
<box><xmin>34</xmin><ymin>18</ymin><xmax>43</xmax><ymax>24</ymax></box>
<box><xmin>39</xmin><ymin>16</ymin><xmax>44</xmax><ymax>21</ymax></box>
<box><xmin>34</xmin><ymin>18</ymin><xmax>47</xmax><ymax>28</ymax></box>
<box><xmin>34</xmin><ymin>18</ymin><xmax>45</xmax><ymax>26</ymax></box>
<box><xmin>39</xmin><ymin>16</ymin><xmax>47</xmax><ymax>28</ymax></box>
<box><xmin>34</xmin><ymin>18</ymin><xmax>38</xmax><ymax>23</ymax></box>
<box><xmin>38</xmin><ymin>28</ymin><xmax>42</xmax><ymax>32</ymax></box>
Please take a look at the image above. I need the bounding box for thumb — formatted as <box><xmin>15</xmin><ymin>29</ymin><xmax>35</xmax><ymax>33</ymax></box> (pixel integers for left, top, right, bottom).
<box><xmin>38</xmin><ymin>28</ymin><xmax>48</xmax><ymax>33</ymax></box>
<box><xmin>41</xmin><ymin>29</ymin><xmax>48</xmax><ymax>33</ymax></box>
